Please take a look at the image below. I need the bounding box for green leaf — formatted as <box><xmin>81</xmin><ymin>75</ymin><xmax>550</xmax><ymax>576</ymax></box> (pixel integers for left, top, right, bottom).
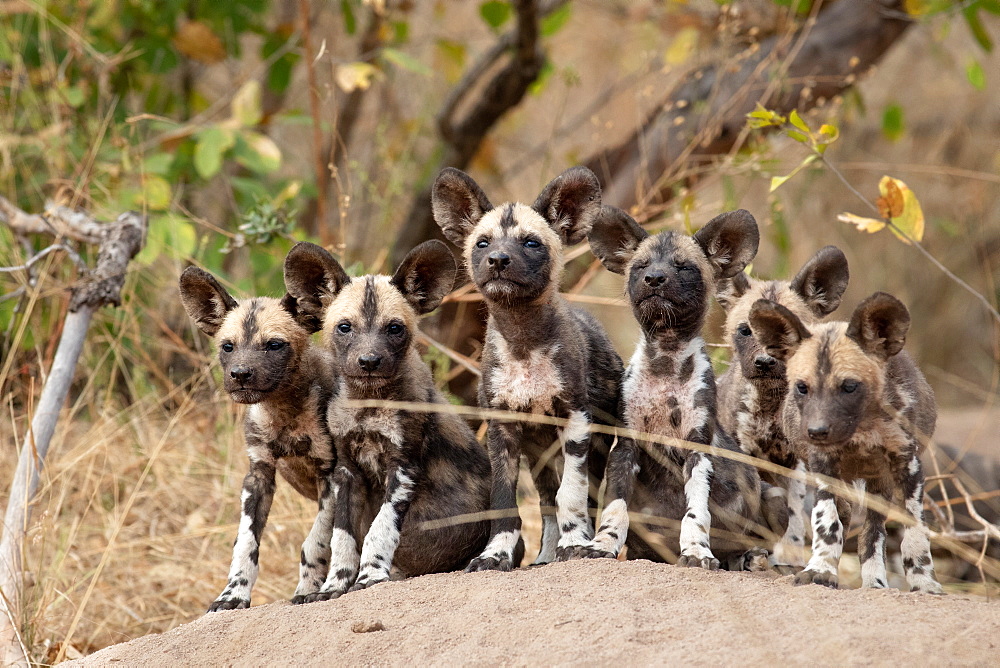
<box><xmin>194</xmin><ymin>126</ymin><xmax>236</xmax><ymax>179</ymax></box>
<box><xmin>881</xmin><ymin>104</ymin><xmax>905</xmax><ymax>142</ymax></box>
<box><xmin>138</xmin><ymin>174</ymin><xmax>173</xmax><ymax>210</ymax></box>
<box><xmin>381</xmin><ymin>47</ymin><xmax>431</xmax><ymax>75</ymax></box>
<box><xmin>966</xmin><ymin>60</ymin><xmax>986</xmax><ymax>90</ymax></box>
<box><xmin>341</xmin><ymin>0</ymin><xmax>357</xmax><ymax>35</ymax></box>
<box><xmin>963</xmin><ymin>6</ymin><xmax>993</xmax><ymax>51</ymax></box>
<box><xmin>789</xmin><ymin>109</ymin><xmax>810</xmax><ymax>133</ymax></box>
<box><xmin>480</xmin><ymin>1</ymin><xmax>511</xmax><ymax>30</ymax></box>
<box><xmin>528</xmin><ymin>60</ymin><xmax>554</xmax><ymax>96</ymax></box>
<box><xmin>233</xmin><ymin>132</ymin><xmax>281</xmax><ymax>174</ymax></box>
<box><xmin>785</xmin><ymin>129</ymin><xmax>809</xmax><ymax>144</ymax></box>
<box><xmin>231</xmin><ymin>80</ymin><xmax>262</xmax><ymax>126</ymax></box>
<box><xmin>540</xmin><ymin>4</ymin><xmax>571</xmax><ymax>37</ymax></box>
<box><xmin>143</xmin><ymin>152</ymin><xmax>175</xmax><ymax>176</ymax></box>
<box><xmin>769</xmin><ymin>154</ymin><xmax>817</xmax><ymax>192</ymax></box>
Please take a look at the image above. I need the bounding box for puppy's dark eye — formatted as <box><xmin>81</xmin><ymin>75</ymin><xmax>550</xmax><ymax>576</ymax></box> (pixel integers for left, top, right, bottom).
<box><xmin>386</xmin><ymin>323</ymin><xmax>404</xmax><ymax>336</ymax></box>
<box><xmin>795</xmin><ymin>381</ymin><xmax>809</xmax><ymax>395</ymax></box>
<box><xmin>737</xmin><ymin>324</ymin><xmax>752</xmax><ymax>337</ymax></box>
<box><xmin>266</xmin><ymin>340</ymin><xmax>286</xmax><ymax>351</ymax></box>
<box><xmin>337</xmin><ymin>322</ymin><xmax>352</xmax><ymax>334</ymax></box>
<box><xmin>524</xmin><ymin>238</ymin><xmax>540</xmax><ymax>249</ymax></box>
<box><xmin>221</xmin><ymin>342</ymin><xmax>234</xmax><ymax>353</ymax></box>
<box><xmin>841</xmin><ymin>379</ymin><xmax>859</xmax><ymax>394</ymax></box>
<box><xmin>476</xmin><ymin>239</ymin><xmax>489</xmax><ymax>249</ymax></box>
<box><xmin>677</xmin><ymin>263</ymin><xmax>696</xmax><ymax>273</ymax></box>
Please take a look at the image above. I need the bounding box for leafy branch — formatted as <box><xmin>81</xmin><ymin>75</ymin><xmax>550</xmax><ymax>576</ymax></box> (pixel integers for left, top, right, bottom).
<box><xmin>747</xmin><ymin>106</ymin><xmax>1000</xmax><ymax>326</ymax></box>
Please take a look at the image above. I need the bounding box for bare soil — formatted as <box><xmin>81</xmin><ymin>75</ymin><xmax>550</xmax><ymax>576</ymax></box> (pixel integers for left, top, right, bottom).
<box><xmin>73</xmin><ymin>559</ymin><xmax>998</xmax><ymax>667</ymax></box>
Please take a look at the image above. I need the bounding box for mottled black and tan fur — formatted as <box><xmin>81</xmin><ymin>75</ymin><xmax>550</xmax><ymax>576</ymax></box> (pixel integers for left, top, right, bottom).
<box><xmin>283</xmin><ymin>240</ymin><xmax>494</xmax><ymax>600</ymax></box>
<box><xmin>432</xmin><ymin>167</ymin><xmax>623</xmax><ymax>570</ymax></box>
<box><xmin>179</xmin><ymin>267</ymin><xmax>337</xmax><ymax>612</ymax></box>
<box><xmin>579</xmin><ymin>206</ymin><xmax>786</xmax><ymax>569</ymax></box>
<box><xmin>716</xmin><ymin>246</ymin><xmax>849</xmax><ymax>571</ymax></box>
<box><xmin>750</xmin><ymin>292</ymin><xmax>941</xmax><ymax>592</ymax></box>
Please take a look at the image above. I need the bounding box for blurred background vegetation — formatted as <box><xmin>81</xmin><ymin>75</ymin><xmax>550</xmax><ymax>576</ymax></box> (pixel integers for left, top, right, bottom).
<box><xmin>0</xmin><ymin>0</ymin><xmax>998</xmax><ymax>661</ymax></box>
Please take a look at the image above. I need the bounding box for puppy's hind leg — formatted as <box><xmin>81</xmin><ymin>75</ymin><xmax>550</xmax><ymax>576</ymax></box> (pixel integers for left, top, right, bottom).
<box><xmin>532</xmin><ymin>462</ymin><xmax>560</xmax><ymax>565</ymax></box>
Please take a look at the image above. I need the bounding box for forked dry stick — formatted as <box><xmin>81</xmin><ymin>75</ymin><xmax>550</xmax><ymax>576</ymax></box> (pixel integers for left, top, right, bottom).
<box><xmin>0</xmin><ymin>197</ymin><xmax>145</xmax><ymax>666</ymax></box>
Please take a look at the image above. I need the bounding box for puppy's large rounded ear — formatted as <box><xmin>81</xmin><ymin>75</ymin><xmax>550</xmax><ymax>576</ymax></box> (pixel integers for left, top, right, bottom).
<box><xmin>715</xmin><ymin>271</ymin><xmax>751</xmax><ymax>312</ymax></box>
<box><xmin>748</xmin><ymin>299</ymin><xmax>811</xmax><ymax>362</ymax></box>
<box><xmin>179</xmin><ymin>267</ymin><xmax>238</xmax><ymax>337</ymax></box>
<box><xmin>391</xmin><ymin>240</ymin><xmax>457</xmax><ymax>315</ymax></box>
<box><xmin>693</xmin><ymin>209</ymin><xmax>760</xmax><ymax>280</ymax></box>
<box><xmin>532</xmin><ymin>166</ymin><xmax>602</xmax><ymax>246</ymax></box>
<box><xmin>431</xmin><ymin>168</ymin><xmax>494</xmax><ymax>247</ymax></box>
<box><xmin>790</xmin><ymin>245</ymin><xmax>850</xmax><ymax>318</ymax></box>
<box><xmin>846</xmin><ymin>292</ymin><xmax>910</xmax><ymax>360</ymax></box>
<box><xmin>283</xmin><ymin>242</ymin><xmax>350</xmax><ymax>332</ymax></box>
<box><xmin>587</xmin><ymin>206</ymin><xmax>649</xmax><ymax>275</ymax></box>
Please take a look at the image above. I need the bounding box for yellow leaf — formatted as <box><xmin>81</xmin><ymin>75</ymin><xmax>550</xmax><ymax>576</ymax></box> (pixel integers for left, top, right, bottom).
<box><xmin>877</xmin><ymin>176</ymin><xmax>904</xmax><ymax>218</ymax></box>
<box><xmin>665</xmin><ymin>27</ymin><xmax>700</xmax><ymax>66</ymax></box>
<box><xmin>173</xmin><ymin>21</ymin><xmax>226</xmax><ymax>64</ymax></box>
<box><xmin>837</xmin><ymin>212</ymin><xmax>886</xmax><ymax>234</ymax></box>
<box><xmin>335</xmin><ymin>62</ymin><xmax>379</xmax><ymax>92</ymax></box>
<box><xmin>878</xmin><ymin>176</ymin><xmax>924</xmax><ymax>244</ymax></box>
<box><xmin>789</xmin><ymin>109</ymin><xmax>810</xmax><ymax>133</ymax></box>
<box><xmin>274</xmin><ymin>180</ymin><xmax>302</xmax><ymax>206</ymax></box>
<box><xmin>231</xmin><ymin>81</ymin><xmax>262</xmax><ymax>127</ymax></box>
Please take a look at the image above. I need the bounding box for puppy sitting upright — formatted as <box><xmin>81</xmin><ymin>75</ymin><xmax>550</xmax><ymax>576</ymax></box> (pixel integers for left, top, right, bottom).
<box><xmin>584</xmin><ymin>206</ymin><xmax>785</xmax><ymax>568</ymax></box>
<box><xmin>179</xmin><ymin>267</ymin><xmax>337</xmax><ymax>611</ymax></box>
<box><xmin>716</xmin><ymin>247</ymin><xmax>849</xmax><ymax>572</ymax></box>
<box><xmin>750</xmin><ymin>292</ymin><xmax>941</xmax><ymax>592</ymax></box>
<box><xmin>432</xmin><ymin>167</ymin><xmax>623</xmax><ymax>570</ymax></box>
<box><xmin>283</xmin><ymin>240</ymin><xmax>494</xmax><ymax>599</ymax></box>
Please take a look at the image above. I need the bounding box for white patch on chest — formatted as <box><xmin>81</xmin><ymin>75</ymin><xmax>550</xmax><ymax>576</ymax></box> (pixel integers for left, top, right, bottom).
<box><xmin>487</xmin><ymin>330</ymin><xmax>564</xmax><ymax>414</ymax></box>
<box><xmin>623</xmin><ymin>337</ymin><xmax>710</xmax><ymax>441</ymax></box>
<box><xmin>327</xmin><ymin>384</ymin><xmax>405</xmax><ymax>481</ymax></box>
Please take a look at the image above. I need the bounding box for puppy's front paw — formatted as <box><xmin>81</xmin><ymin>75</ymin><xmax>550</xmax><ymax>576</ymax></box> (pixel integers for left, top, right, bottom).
<box><xmin>207</xmin><ymin>597</ymin><xmax>249</xmax><ymax>613</ymax></box>
<box><xmin>793</xmin><ymin>568</ymin><xmax>838</xmax><ymax>588</ymax></box>
<box><xmin>678</xmin><ymin>553</ymin><xmax>721</xmax><ymax>570</ymax></box>
<box><xmin>465</xmin><ymin>555</ymin><xmax>514</xmax><ymax>572</ymax></box>
<box><xmin>349</xmin><ymin>573</ymin><xmax>389</xmax><ymax>593</ymax></box>
<box><xmin>556</xmin><ymin>544</ymin><xmax>617</xmax><ymax>561</ymax></box>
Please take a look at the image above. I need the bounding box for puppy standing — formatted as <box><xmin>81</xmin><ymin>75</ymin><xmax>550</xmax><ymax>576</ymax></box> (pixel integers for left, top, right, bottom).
<box><xmin>432</xmin><ymin>167</ymin><xmax>623</xmax><ymax>570</ymax></box>
<box><xmin>583</xmin><ymin>207</ymin><xmax>784</xmax><ymax>567</ymax></box>
<box><xmin>750</xmin><ymin>292</ymin><xmax>942</xmax><ymax>592</ymax></box>
<box><xmin>179</xmin><ymin>268</ymin><xmax>337</xmax><ymax>611</ymax></box>
<box><xmin>283</xmin><ymin>240</ymin><xmax>494</xmax><ymax>599</ymax></box>
<box><xmin>715</xmin><ymin>247</ymin><xmax>849</xmax><ymax>571</ymax></box>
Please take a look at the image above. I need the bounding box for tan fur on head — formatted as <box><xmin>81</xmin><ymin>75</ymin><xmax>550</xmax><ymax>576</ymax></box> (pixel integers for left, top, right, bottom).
<box><xmin>462</xmin><ymin>202</ymin><xmax>565</xmax><ymax>291</ymax></box>
<box><xmin>322</xmin><ymin>275</ymin><xmax>419</xmax><ymax>335</ymax></box>
<box><xmin>216</xmin><ymin>298</ymin><xmax>310</xmax><ymax>352</ymax></box>
<box><xmin>785</xmin><ymin>322</ymin><xmax>886</xmax><ymax>398</ymax></box>
<box><xmin>723</xmin><ymin>278</ymin><xmax>818</xmax><ymax>343</ymax></box>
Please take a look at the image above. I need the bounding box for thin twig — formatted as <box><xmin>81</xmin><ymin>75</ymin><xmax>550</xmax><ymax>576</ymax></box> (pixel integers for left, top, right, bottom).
<box><xmin>0</xmin><ymin>244</ymin><xmax>77</xmax><ymax>274</ymax></box>
<box><xmin>818</xmin><ymin>154</ymin><xmax>1000</xmax><ymax>326</ymax></box>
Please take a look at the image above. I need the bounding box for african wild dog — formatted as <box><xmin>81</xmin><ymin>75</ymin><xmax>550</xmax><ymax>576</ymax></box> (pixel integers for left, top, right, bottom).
<box><xmin>431</xmin><ymin>167</ymin><xmax>623</xmax><ymax>570</ymax></box>
<box><xmin>749</xmin><ymin>292</ymin><xmax>942</xmax><ymax>592</ymax></box>
<box><xmin>579</xmin><ymin>206</ymin><xmax>786</xmax><ymax>568</ymax></box>
<box><xmin>282</xmin><ymin>240</ymin><xmax>495</xmax><ymax>599</ymax></box>
<box><xmin>716</xmin><ymin>246</ymin><xmax>849</xmax><ymax>572</ymax></box>
<box><xmin>179</xmin><ymin>267</ymin><xmax>337</xmax><ymax>611</ymax></box>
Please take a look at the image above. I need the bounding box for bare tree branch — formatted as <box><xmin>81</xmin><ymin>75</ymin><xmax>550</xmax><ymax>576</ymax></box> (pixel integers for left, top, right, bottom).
<box><xmin>0</xmin><ymin>207</ymin><xmax>146</xmax><ymax>666</ymax></box>
<box><xmin>586</xmin><ymin>0</ymin><xmax>914</xmax><ymax>211</ymax></box>
<box><xmin>392</xmin><ymin>0</ymin><xmax>550</xmax><ymax>263</ymax></box>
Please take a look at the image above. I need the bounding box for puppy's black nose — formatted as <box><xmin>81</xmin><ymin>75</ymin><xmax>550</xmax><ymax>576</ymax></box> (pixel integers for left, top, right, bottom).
<box><xmin>231</xmin><ymin>366</ymin><xmax>253</xmax><ymax>384</ymax></box>
<box><xmin>644</xmin><ymin>269</ymin><xmax>666</xmax><ymax>287</ymax></box>
<box><xmin>487</xmin><ymin>251</ymin><xmax>510</xmax><ymax>269</ymax></box>
<box><xmin>807</xmin><ymin>425</ymin><xmax>830</xmax><ymax>441</ymax></box>
<box><xmin>754</xmin><ymin>356</ymin><xmax>777</xmax><ymax>371</ymax></box>
<box><xmin>358</xmin><ymin>354</ymin><xmax>382</xmax><ymax>372</ymax></box>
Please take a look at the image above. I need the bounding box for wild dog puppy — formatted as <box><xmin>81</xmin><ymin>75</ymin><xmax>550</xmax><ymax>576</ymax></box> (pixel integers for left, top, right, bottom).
<box><xmin>282</xmin><ymin>240</ymin><xmax>494</xmax><ymax>599</ymax></box>
<box><xmin>716</xmin><ymin>246</ymin><xmax>849</xmax><ymax>572</ymax></box>
<box><xmin>749</xmin><ymin>292</ymin><xmax>942</xmax><ymax>592</ymax></box>
<box><xmin>179</xmin><ymin>268</ymin><xmax>337</xmax><ymax>611</ymax></box>
<box><xmin>581</xmin><ymin>206</ymin><xmax>786</xmax><ymax>568</ymax></box>
<box><xmin>431</xmin><ymin>167</ymin><xmax>623</xmax><ymax>570</ymax></box>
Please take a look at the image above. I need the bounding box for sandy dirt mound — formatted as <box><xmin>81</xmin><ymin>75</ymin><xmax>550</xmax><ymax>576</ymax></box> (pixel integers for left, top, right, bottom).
<box><xmin>74</xmin><ymin>559</ymin><xmax>997</xmax><ymax>666</ymax></box>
